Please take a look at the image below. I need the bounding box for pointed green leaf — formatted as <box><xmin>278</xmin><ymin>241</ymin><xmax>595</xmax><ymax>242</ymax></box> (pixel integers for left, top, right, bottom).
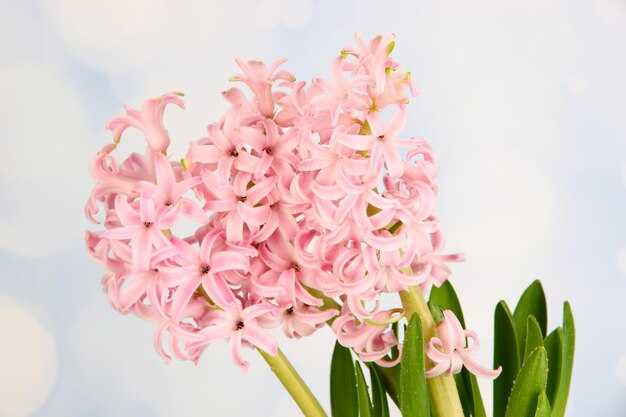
<box><xmin>504</xmin><ymin>346</ymin><xmax>548</xmax><ymax>417</ymax></box>
<box><xmin>455</xmin><ymin>367</ymin><xmax>487</xmax><ymax>417</ymax></box>
<box><xmin>544</xmin><ymin>327</ymin><xmax>563</xmax><ymax>407</ymax></box>
<box><xmin>513</xmin><ymin>281</ymin><xmax>547</xmax><ymax>355</ymax></box>
<box><xmin>462</xmin><ymin>370</ymin><xmax>487</xmax><ymax>417</ymax></box>
<box><xmin>551</xmin><ymin>302</ymin><xmax>575</xmax><ymax>417</ymax></box>
<box><xmin>534</xmin><ymin>391</ymin><xmax>552</xmax><ymax>417</ymax></box>
<box><xmin>355</xmin><ymin>361</ymin><xmax>372</xmax><ymax>417</ymax></box>
<box><xmin>330</xmin><ymin>341</ymin><xmax>358</xmax><ymax>417</ymax></box>
<box><xmin>429</xmin><ymin>280</ymin><xmax>466</xmax><ymax>327</ymax></box>
<box><xmin>370</xmin><ymin>363</ymin><xmax>400</xmax><ymax>408</ymax></box>
<box><xmin>399</xmin><ymin>314</ymin><xmax>430</xmax><ymax>417</ymax></box>
<box><xmin>390</xmin><ymin>322</ymin><xmax>400</xmax><ymax>361</ymax></box>
<box><xmin>524</xmin><ymin>316</ymin><xmax>544</xmax><ymax>363</ymax></box>
<box><xmin>369</xmin><ymin>364</ymin><xmax>390</xmax><ymax>417</ymax></box>
<box><xmin>453</xmin><ymin>373</ymin><xmax>471</xmax><ymax>417</ymax></box>
<box><xmin>494</xmin><ymin>301</ymin><xmax>520</xmax><ymax>417</ymax></box>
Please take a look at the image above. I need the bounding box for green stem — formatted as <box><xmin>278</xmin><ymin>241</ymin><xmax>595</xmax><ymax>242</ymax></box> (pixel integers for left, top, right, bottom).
<box><xmin>400</xmin><ymin>287</ymin><xmax>464</xmax><ymax>417</ymax></box>
<box><xmin>258</xmin><ymin>348</ymin><xmax>328</xmax><ymax>417</ymax></box>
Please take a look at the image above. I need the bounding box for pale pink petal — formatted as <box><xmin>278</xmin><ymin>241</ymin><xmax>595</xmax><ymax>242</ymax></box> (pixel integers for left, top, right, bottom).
<box><xmin>203</xmin><ymin>273</ymin><xmax>238</xmax><ymax>309</ymax></box>
<box><xmin>211</xmin><ymin>251</ymin><xmax>250</xmax><ymax>273</ymax></box>
<box><xmin>170</xmin><ymin>276</ymin><xmax>201</xmax><ymax>319</ymax></box>
<box><xmin>242</xmin><ymin>304</ymin><xmax>277</xmax><ymax>321</ymax></box>
<box><xmin>382</xmin><ymin>144</ymin><xmax>405</xmax><ymax>178</ymax></box>
<box><xmin>193</xmin><ymin>325</ymin><xmax>232</xmax><ymax>346</ymax></box>
<box><xmin>460</xmin><ymin>356</ymin><xmax>502</xmax><ymax>380</ymax></box>
<box><xmin>207</xmin><ymin>124</ymin><xmax>232</xmax><ymax>151</ymax></box>
<box><xmin>234</xmin><ymin>152</ymin><xmax>261</xmax><ymax>174</ymax></box>
<box><xmin>245</xmin><ymin>323</ymin><xmax>278</xmax><ymax>356</ymax></box>
<box><xmin>104</xmin><ymin>224</ymin><xmax>143</xmax><ymax>240</ymax></box>
<box><xmin>336</xmin><ymin>133</ymin><xmax>375</xmax><ymax>151</ymax></box>
<box><xmin>199</xmin><ymin>230</ymin><xmax>221</xmax><ymax>264</ymax></box>
<box><xmin>237</xmin><ymin>203</ymin><xmax>270</xmax><ymax>226</ymax></box>
<box><xmin>188</xmin><ymin>144</ymin><xmax>224</xmax><ymax>163</ymax></box>
<box><xmin>247</xmin><ymin>177</ymin><xmax>276</xmax><ymax>205</ymax></box>
<box><xmin>425</xmin><ymin>362</ymin><xmax>450</xmax><ymax>378</ymax></box>
<box><xmin>425</xmin><ymin>338</ymin><xmax>450</xmax><ymax>363</ymax></box>
<box><xmin>230</xmin><ymin>331</ymin><xmax>248</xmax><ymax>371</ymax></box>
<box><xmin>114</xmin><ymin>195</ymin><xmax>140</xmax><ymax>226</ymax></box>
<box><xmin>154</xmin><ymin>153</ymin><xmax>176</xmax><ymax>196</ymax></box>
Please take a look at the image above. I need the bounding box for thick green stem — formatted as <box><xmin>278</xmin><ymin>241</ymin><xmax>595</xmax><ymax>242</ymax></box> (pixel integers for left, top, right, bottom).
<box><xmin>258</xmin><ymin>348</ymin><xmax>328</xmax><ymax>417</ymax></box>
<box><xmin>400</xmin><ymin>287</ymin><xmax>464</xmax><ymax>417</ymax></box>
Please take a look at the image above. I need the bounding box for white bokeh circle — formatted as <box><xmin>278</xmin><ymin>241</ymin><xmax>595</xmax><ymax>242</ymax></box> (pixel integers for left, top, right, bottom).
<box><xmin>0</xmin><ymin>298</ymin><xmax>58</xmax><ymax>417</ymax></box>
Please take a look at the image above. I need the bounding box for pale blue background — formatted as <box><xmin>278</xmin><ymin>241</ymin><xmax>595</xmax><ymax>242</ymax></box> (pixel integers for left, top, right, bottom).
<box><xmin>1</xmin><ymin>1</ymin><xmax>625</xmax><ymax>416</ymax></box>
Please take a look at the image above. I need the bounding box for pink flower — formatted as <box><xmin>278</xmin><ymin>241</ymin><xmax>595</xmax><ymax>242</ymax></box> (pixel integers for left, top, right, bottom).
<box><xmin>311</xmin><ymin>55</ymin><xmax>372</xmax><ymax>120</ymax></box>
<box><xmin>134</xmin><ymin>152</ymin><xmax>207</xmax><ymax>223</ymax></box>
<box><xmin>103</xmin><ymin>195</ymin><xmax>179</xmax><ymax>270</ymax></box>
<box><xmin>230</xmin><ymin>58</ymin><xmax>295</xmax><ymax>117</ymax></box>
<box><xmin>332</xmin><ymin>308</ymin><xmax>402</xmax><ymax>367</ymax></box>
<box><xmin>247</xmin><ymin>118</ymin><xmax>299</xmax><ymax>180</ymax></box>
<box><xmin>185</xmin><ymin>278</ymin><xmax>278</xmax><ymax>371</ymax></box>
<box><xmin>200</xmin><ymin>171</ymin><xmax>275</xmax><ymax>243</ymax></box>
<box><xmin>187</xmin><ymin>114</ymin><xmax>261</xmax><ymax>182</ymax></box>
<box><xmin>425</xmin><ymin>310</ymin><xmax>502</xmax><ymax>379</ymax></box>
<box><xmin>337</xmin><ymin>105</ymin><xmax>414</xmax><ymax>178</ymax></box>
<box><xmin>85</xmin><ymin>34</ymin><xmax>467</xmax><ymax>371</ymax></box>
<box><xmin>158</xmin><ymin>232</ymin><xmax>250</xmax><ymax>320</ymax></box>
<box><xmin>106</xmin><ymin>92</ymin><xmax>185</xmax><ymax>152</ymax></box>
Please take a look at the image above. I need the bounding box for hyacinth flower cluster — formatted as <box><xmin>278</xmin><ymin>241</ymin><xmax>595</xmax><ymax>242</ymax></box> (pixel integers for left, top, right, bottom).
<box><xmin>84</xmin><ymin>34</ymin><xmax>576</xmax><ymax>417</ymax></box>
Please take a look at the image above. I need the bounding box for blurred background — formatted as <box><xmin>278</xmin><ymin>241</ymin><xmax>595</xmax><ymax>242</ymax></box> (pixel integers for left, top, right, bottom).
<box><xmin>1</xmin><ymin>0</ymin><xmax>625</xmax><ymax>416</ymax></box>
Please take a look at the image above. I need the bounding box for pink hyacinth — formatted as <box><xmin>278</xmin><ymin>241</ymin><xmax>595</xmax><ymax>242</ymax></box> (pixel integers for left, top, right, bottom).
<box><xmin>425</xmin><ymin>310</ymin><xmax>502</xmax><ymax>379</ymax></box>
<box><xmin>85</xmin><ymin>33</ymin><xmax>466</xmax><ymax>371</ymax></box>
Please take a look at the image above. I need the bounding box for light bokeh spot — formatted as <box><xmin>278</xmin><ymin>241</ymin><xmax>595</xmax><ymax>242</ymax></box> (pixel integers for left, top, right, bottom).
<box><xmin>0</xmin><ymin>299</ymin><xmax>58</xmax><ymax>417</ymax></box>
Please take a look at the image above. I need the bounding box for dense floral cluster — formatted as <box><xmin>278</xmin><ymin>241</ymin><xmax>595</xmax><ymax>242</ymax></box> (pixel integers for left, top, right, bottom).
<box><xmin>85</xmin><ymin>34</ymin><xmax>495</xmax><ymax>377</ymax></box>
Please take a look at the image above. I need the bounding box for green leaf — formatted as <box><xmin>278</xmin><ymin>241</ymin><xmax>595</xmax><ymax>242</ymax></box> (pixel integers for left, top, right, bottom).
<box><xmin>494</xmin><ymin>301</ymin><xmax>521</xmax><ymax>417</ymax></box>
<box><xmin>429</xmin><ymin>280</ymin><xmax>466</xmax><ymax>327</ymax></box>
<box><xmin>355</xmin><ymin>361</ymin><xmax>372</xmax><ymax>417</ymax></box>
<box><xmin>513</xmin><ymin>280</ymin><xmax>548</xmax><ymax>355</ymax></box>
<box><xmin>369</xmin><ymin>363</ymin><xmax>400</xmax><ymax>408</ymax></box>
<box><xmin>462</xmin><ymin>370</ymin><xmax>487</xmax><ymax>417</ymax></box>
<box><xmin>551</xmin><ymin>302</ymin><xmax>575</xmax><ymax>417</ymax></box>
<box><xmin>390</xmin><ymin>322</ymin><xmax>400</xmax><ymax>361</ymax></box>
<box><xmin>454</xmin><ymin>373</ymin><xmax>471</xmax><ymax>417</ymax></box>
<box><xmin>524</xmin><ymin>316</ymin><xmax>544</xmax><ymax>363</ymax></box>
<box><xmin>463</xmin><ymin>368</ymin><xmax>487</xmax><ymax>417</ymax></box>
<box><xmin>427</xmin><ymin>301</ymin><xmax>444</xmax><ymax>323</ymax></box>
<box><xmin>543</xmin><ymin>327</ymin><xmax>563</xmax><ymax>407</ymax></box>
<box><xmin>330</xmin><ymin>341</ymin><xmax>358</xmax><ymax>417</ymax></box>
<box><xmin>534</xmin><ymin>391</ymin><xmax>552</xmax><ymax>417</ymax></box>
<box><xmin>399</xmin><ymin>314</ymin><xmax>430</xmax><ymax>417</ymax></box>
<box><xmin>504</xmin><ymin>346</ymin><xmax>548</xmax><ymax>417</ymax></box>
<box><xmin>368</xmin><ymin>364</ymin><xmax>390</xmax><ymax>417</ymax></box>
